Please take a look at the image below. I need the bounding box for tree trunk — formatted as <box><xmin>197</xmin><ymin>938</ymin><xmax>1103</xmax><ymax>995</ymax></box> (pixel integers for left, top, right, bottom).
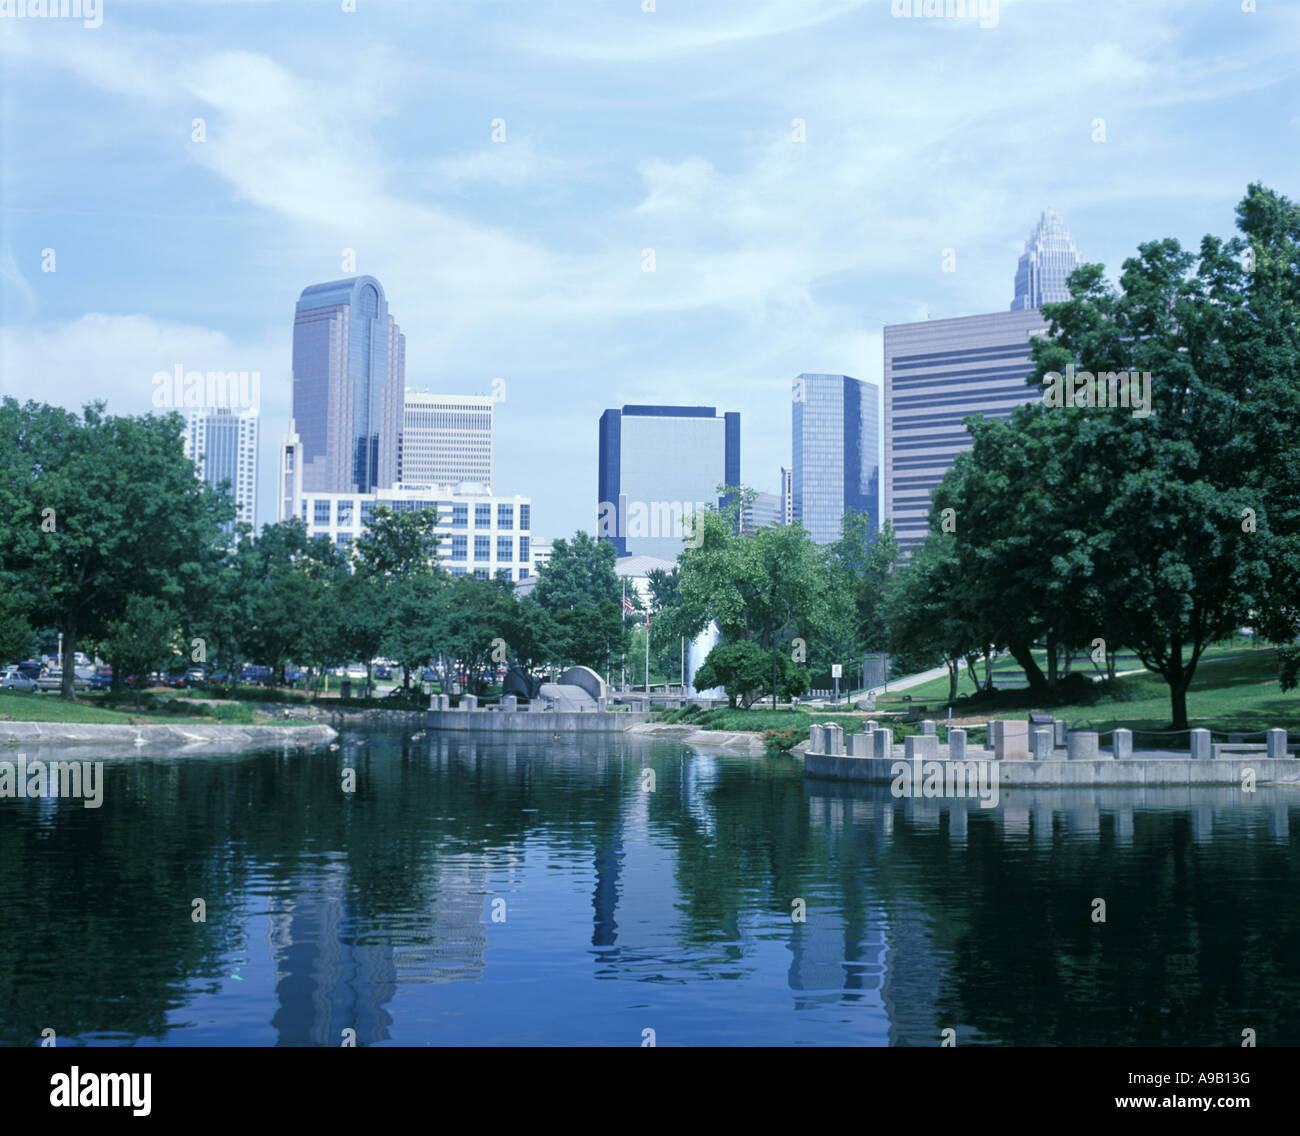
<box><xmin>1170</xmin><ymin>682</ymin><xmax>1189</xmax><ymax>732</ymax></box>
<box><xmin>61</xmin><ymin>615</ymin><xmax>78</xmax><ymax>700</ymax></box>
<box><xmin>1046</xmin><ymin>632</ymin><xmax>1059</xmax><ymax>686</ymax></box>
<box><xmin>1007</xmin><ymin>639</ymin><xmax>1050</xmax><ymax>695</ymax></box>
<box><xmin>948</xmin><ymin>659</ymin><xmax>958</xmax><ymax>703</ymax></box>
<box><xmin>984</xmin><ymin>648</ymin><xmax>993</xmax><ymax>691</ymax></box>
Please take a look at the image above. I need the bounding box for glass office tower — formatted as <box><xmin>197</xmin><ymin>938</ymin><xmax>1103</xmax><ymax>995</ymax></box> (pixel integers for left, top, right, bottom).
<box><xmin>1010</xmin><ymin>210</ymin><xmax>1081</xmax><ymax>311</ymax></box>
<box><xmin>883</xmin><ymin>309</ymin><xmax>1048</xmax><ymax>551</ymax></box>
<box><xmin>597</xmin><ymin>405</ymin><xmax>740</xmax><ymax>561</ymax></box>
<box><xmin>791</xmin><ymin>374</ymin><xmax>880</xmax><ymax>546</ymax></box>
<box><xmin>184</xmin><ymin>406</ymin><xmax>258</xmax><ymax>539</ymax></box>
<box><xmin>399</xmin><ymin>391</ymin><xmax>493</xmax><ymax>489</ymax></box>
<box><xmin>292</xmin><ymin>275</ymin><xmax>405</xmax><ymax>494</ymax></box>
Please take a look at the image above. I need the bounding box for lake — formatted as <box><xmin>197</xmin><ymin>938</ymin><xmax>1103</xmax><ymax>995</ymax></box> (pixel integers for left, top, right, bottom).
<box><xmin>1</xmin><ymin>727</ymin><xmax>1297</xmax><ymax>1046</ymax></box>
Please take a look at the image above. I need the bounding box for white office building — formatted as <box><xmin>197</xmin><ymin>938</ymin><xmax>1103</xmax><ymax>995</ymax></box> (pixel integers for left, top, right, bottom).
<box><xmin>399</xmin><ymin>391</ymin><xmax>494</xmax><ymax>489</ymax></box>
<box><xmin>297</xmin><ymin>482</ymin><xmax>533</xmax><ymax>581</ymax></box>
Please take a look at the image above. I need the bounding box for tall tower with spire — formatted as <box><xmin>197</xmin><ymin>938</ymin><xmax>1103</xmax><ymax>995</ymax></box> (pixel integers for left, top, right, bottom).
<box><xmin>1010</xmin><ymin>210</ymin><xmax>1081</xmax><ymax>310</ymax></box>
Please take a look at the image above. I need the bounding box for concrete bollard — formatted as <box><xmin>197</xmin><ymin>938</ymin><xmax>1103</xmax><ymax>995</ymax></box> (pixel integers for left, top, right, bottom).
<box><xmin>1031</xmin><ymin>728</ymin><xmax>1053</xmax><ymax>760</ymax></box>
<box><xmin>809</xmin><ymin>725</ymin><xmax>825</xmax><ymax>753</ymax></box>
<box><xmin>1054</xmin><ymin>718</ymin><xmax>1067</xmax><ymax>747</ymax></box>
<box><xmin>461</xmin><ymin>694</ymin><xmax>478</xmax><ymax>711</ymax></box>
<box><xmin>826</xmin><ymin>724</ymin><xmax>845</xmax><ymax>756</ymax></box>
<box><xmin>994</xmin><ymin>720</ymin><xmax>1030</xmax><ymax>760</ymax></box>
<box><xmin>1112</xmin><ymin>728</ymin><xmax>1132</xmax><ymax>761</ymax></box>
<box><xmin>848</xmin><ymin>731</ymin><xmax>871</xmax><ymax>757</ymax></box>
<box><xmin>905</xmin><ymin>734</ymin><xmax>939</xmax><ymax>760</ymax></box>
<box><xmin>1189</xmin><ymin>728</ymin><xmax>1211</xmax><ymax>760</ymax></box>
<box><xmin>949</xmin><ymin>727</ymin><xmax>967</xmax><ymax>761</ymax></box>
<box><xmin>501</xmin><ymin>695</ymin><xmax>518</xmax><ymax>712</ymax></box>
<box><xmin>1267</xmin><ymin>728</ymin><xmax>1288</xmax><ymax>758</ymax></box>
<box><xmin>985</xmin><ymin>720</ymin><xmax>996</xmax><ymax>753</ymax></box>
<box><xmin>1067</xmin><ymin>730</ymin><xmax>1100</xmax><ymax>761</ymax></box>
<box><xmin>872</xmin><ymin>728</ymin><xmax>893</xmax><ymax>759</ymax></box>
<box><xmin>865</xmin><ymin>719</ymin><xmax>878</xmax><ymax>732</ymax></box>
<box><xmin>921</xmin><ymin>719</ymin><xmax>937</xmax><ymax>736</ymax></box>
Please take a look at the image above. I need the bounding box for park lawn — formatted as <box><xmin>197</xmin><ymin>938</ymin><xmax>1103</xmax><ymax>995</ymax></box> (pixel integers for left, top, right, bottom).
<box><xmin>0</xmin><ymin>690</ymin><xmax>264</xmax><ymax>726</ymax></box>
<box><xmin>878</xmin><ymin>648</ymin><xmax>1298</xmax><ymax>736</ymax></box>
<box><xmin>884</xmin><ymin>641</ymin><xmax>1266</xmax><ymax>706</ymax></box>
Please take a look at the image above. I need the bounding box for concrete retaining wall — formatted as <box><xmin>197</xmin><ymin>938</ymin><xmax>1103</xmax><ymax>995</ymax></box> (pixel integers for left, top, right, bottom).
<box><xmin>0</xmin><ymin>722</ymin><xmax>338</xmax><ymax>748</ymax></box>
<box><xmin>803</xmin><ymin>752</ymin><xmax>1300</xmax><ymax>786</ymax></box>
<box><xmin>425</xmin><ymin>709</ymin><xmax>651</xmax><ymax>733</ymax></box>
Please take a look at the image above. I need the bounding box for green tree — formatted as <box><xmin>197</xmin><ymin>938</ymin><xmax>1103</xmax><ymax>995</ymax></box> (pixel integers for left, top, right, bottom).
<box><xmin>101</xmin><ymin>595</ymin><xmax>181</xmax><ymax>709</ymax></box>
<box><xmin>531</xmin><ymin>531</ymin><xmax>627</xmax><ymax>674</ymax></box>
<box><xmin>694</xmin><ymin>640</ymin><xmax>809</xmax><ymax>709</ymax></box>
<box><xmin>0</xmin><ymin>400</ymin><xmax>234</xmax><ymax>698</ymax></box>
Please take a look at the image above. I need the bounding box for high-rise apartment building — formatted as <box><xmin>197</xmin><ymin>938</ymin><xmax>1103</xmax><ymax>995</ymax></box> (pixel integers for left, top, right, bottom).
<box><xmin>292</xmin><ymin>275</ymin><xmax>405</xmax><ymax>495</ymax></box>
<box><xmin>597</xmin><ymin>405</ymin><xmax>740</xmax><ymax>561</ymax></box>
<box><xmin>1010</xmin><ymin>209</ymin><xmax>1081</xmax><ymax>311</ymax></box>
<box><xmin>883</xmin><ymin>309</ymin><xmax>1048</xmax><ymax>550</ymax></box>
<box><xmin>781</xmin><ymin>466</ymin><xmax>793</xmax><ymax>524</ymax></box>
<box><xmin>184</xmin><ymin>407</ymin><xmax>258</xmax><ymax>538</ymax></box>
<box><xmin>399</xmin><ymin>391</ymin><xmax>493</xmax><ymax>488</ymax></box>
<box><xmin>791</xmin><ymin>373</ymin><xmax>880</xmax><ymax>546</ymax></box>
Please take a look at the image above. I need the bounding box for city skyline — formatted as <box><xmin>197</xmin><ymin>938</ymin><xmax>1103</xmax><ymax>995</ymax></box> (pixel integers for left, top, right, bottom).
<box><xmin>2</xmin><ymin>2</ymin><xmax>1295</xmax><ymax>542</ymax></box>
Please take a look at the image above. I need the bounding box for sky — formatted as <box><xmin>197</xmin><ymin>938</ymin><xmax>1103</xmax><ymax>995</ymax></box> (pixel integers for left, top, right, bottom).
<box><xmin>1</xmin><ymin>0</ymin><xmax>1297</xmax><ymax>543</ymax></box>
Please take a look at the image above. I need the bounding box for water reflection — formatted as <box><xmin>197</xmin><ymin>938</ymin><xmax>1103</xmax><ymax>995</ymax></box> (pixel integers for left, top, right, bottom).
<box><xmin>0</xmin><ymin>733</ymin><xmax>1296</xmax><ymax>1046</ymax></box>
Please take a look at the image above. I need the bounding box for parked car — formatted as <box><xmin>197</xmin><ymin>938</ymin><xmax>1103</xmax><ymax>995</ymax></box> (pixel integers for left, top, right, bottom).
<box><xmin>90</xmin><ymin>667</ymin><xmax>114</xmax><ymax>690</ymax></box>
<box><xmin>373</xmin><ymin>663</ymin><xmax>392</xmax><ymax>680</ymax></box>
<box><xmin>1</xmin><ymin>667</ymin><xmax>40</xmax><ymax>693</ymax></box>
<box><xmin>16</xmin><ymin>660</ymin><xmax>43</xmax><ymax>680</ymax></box>
<box><xmin>36</xmin><ymin>669</ymin><xmax>63</xmax><ymax>691</ymax></box>
<box><xmin>184</xmin><ymin>667</ymin><xmax>208</xmax><ymax>687</ymax></box>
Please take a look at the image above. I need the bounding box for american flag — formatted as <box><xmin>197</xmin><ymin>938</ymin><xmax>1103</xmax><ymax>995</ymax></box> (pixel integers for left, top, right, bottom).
<box><xmin>622</xmin><ymin>594</ymin><xmax>637</xmax><ymax>616</ymax></box>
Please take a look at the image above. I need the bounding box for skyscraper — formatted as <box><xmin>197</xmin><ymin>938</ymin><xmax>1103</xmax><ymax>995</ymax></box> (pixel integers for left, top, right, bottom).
<box><xmin>1010</xmin><ymin>209</ymin><xmax>1081</xmax><ymax>311</ymax></box>
<box><xmin>597</xmin><ymin>405</ymin><xmax>740</xmax><ymax>561</ymax></box>
<box><xmin>781</xmin><ymin>466</ymin><xmax>793</xmax><ymax>524</ymax></box>
<box><xmin>292</xmin><ymin>275</ymin><xmax>405</xmax><ymax>495</ymax></box>
<box><xmin>741</xmin><ymin>492</ymin><xmax>782</xmax><ymax>536</ymax></box>
<box><xmin>791</xmin><ymin>374</ymin><xmax>880</xmax><ymax>546</ymax></box>
<box><xmin>184</xmin><ymin>407</ymin><xmax>259</xmax><ymax>538</ymax></box>
<box><xmin>398</xmin><ymin>391</ymin><xmax>493</xmax><ymax>488</ymax></box>
<box><xmin>883</xmin><ymin>309</ymin><xmax>1048</xmax><ymax>551</ymax></box>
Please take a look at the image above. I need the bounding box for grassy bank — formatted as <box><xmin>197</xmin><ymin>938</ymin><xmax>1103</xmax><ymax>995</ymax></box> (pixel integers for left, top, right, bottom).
<box><xmin>0</xmin><ymin>690</ymin><xmax>262</xmax><ymax>726</ymax></box>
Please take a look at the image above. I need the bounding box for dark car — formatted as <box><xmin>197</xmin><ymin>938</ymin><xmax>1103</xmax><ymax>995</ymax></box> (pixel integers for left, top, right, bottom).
<box><xmin>373</xmin><ymin>664</ymin><xmax>392</xmax><ymax>680</ymax></box>
<box><xmin>90</xmin><ymin>666</ymin><xmax>114</xmax><ymax>690</ymax></box>
<box><xmin>16</xmin><ymin>660</ymin><xmax>43</xmax><ymax>680</ymax></box>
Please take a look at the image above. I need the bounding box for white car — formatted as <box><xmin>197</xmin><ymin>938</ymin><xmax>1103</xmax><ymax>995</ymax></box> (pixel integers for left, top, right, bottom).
<box><xmin>1</xmin><ymin>668</ymin><xmax>40</xmax><ymax>693</ymax></box>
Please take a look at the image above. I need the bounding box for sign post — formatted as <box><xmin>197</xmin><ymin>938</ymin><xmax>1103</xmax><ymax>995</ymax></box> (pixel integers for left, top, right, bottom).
<box><xmin>831</xmin><ymin>663</ymin><xmax>842</xmax><ymax>709</ymax></box>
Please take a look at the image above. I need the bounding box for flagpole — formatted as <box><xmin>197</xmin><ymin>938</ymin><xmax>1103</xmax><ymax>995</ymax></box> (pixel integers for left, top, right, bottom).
<box><xmin>621</xmin><ymin>579</ymin><xmax>626</xmax><ymax>691</ymax></box>
<box><xmin>645</xmin><ymin>609</ymin><xmax>650</xmax><ymax>696</ymax></box>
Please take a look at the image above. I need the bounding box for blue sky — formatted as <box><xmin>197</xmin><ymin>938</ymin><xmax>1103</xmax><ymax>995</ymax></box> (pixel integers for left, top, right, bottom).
<box><xmin>1</xmin><ymin>0</ymin><xmax>1297</xmax><ymax>542</ymax></box>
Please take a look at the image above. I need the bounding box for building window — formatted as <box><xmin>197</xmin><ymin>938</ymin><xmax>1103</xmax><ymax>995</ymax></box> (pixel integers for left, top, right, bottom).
<box><xmin>474</xmin><ymin>568</ymin><xmax>488</xmax><ymax>579</ymax></box>
<box><xmin>301</xmin><ymin>500</ymin><xmax>308</xmax><ymax>521</ymax></box>
<box><xmin>519</xmin><ymin>568</ymin><xmax>529</xmax><ymax>580</ymax></box>
<box><xmin>451</xmin><ymin>566</ymin><xmax>467</xmax><ymax>577</ymax></box>
<box><xmin>519</xmin><ymin>504</ymin><xmax>530</xmax><ymax>530</ymax></box>
<box><xmin>452</xmin><ymin>534</ymin><xmax>467</xmax><ymax>560</ymax></box>
<box><xmin>497</xmin><ymin>536</ymin><xmax>513</xmax><ymax>561</ymax></box>
<box><xmin>519</xmin><ymin>536</ymin><xmax>530</xmax><ymax>563</ymax></box>
<box><xmin>361</xmin><ymin>501</ymin><xmax>375</xmax><ymax>525</ymax></box>
<box><xmin>497</xmin><ymin>503</ymin><xmax>513</xmax><ymax>529</ymax></box>
<box><xmin>474</xmin><ymin>535</ymin><xmax>490</xmax><ymax>561</ymax></box>
<box><xmin>338</xmin><ymin>500</ymin><xmax>353</xmax><ymax>526</ymax></box>
<box><xmin>475</xmin><ymin>503</ymin><xmax>492</xmax><ymax>527</ymax></box>
<box><xmin>452</xmin><ymin>504</ymin><xmax>468</xmax><ymax>528</ymax></box>
<box><xmin>314</xmin><ymin>499</ymin><xmax>331</xmax><ymax>526</ymax></box>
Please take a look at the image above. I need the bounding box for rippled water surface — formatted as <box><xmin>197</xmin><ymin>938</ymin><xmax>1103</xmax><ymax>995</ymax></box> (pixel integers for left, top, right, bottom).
<box><xmin>2</xmin><ymin>728</ymin><xmax>1298</xmax><ymax>1046</ymax></box>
